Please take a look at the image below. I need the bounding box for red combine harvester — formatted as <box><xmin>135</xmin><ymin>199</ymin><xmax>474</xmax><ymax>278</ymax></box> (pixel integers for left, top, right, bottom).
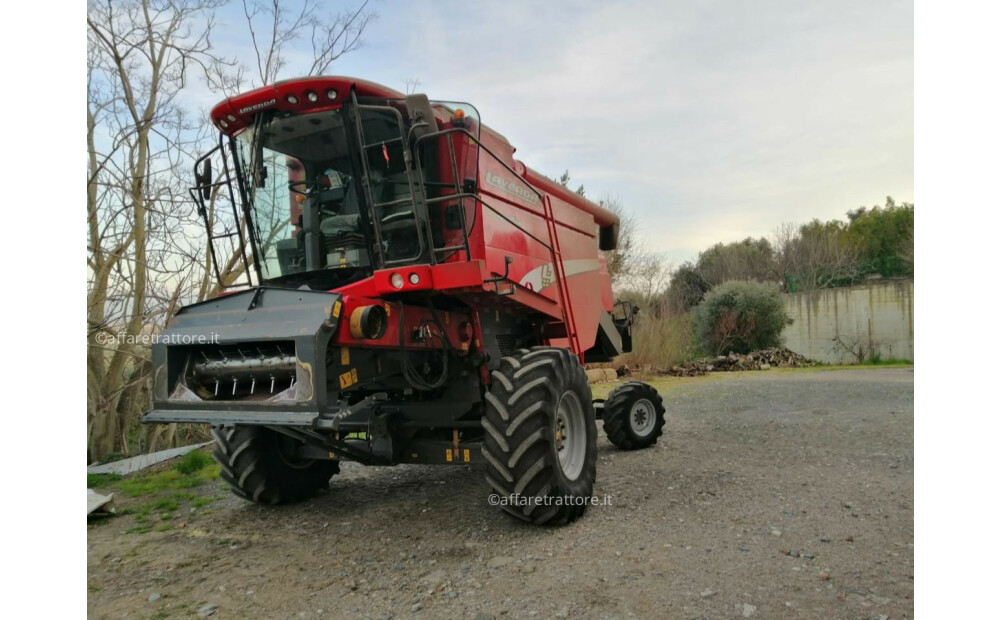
<box><xmin>143</xmin><ymin>76</ymin><xmax>665</xmax><ymax>525</ymax></box>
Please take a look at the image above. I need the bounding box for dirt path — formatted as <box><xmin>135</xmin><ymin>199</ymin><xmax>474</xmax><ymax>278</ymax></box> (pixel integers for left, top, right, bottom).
<box><xmin>88</xmin><ymin>368</ymin><xmax>913</xmax><ymax>619</ymax></box>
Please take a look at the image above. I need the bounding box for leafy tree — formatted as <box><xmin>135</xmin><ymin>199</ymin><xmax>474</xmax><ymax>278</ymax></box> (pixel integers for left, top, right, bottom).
<box><xmin>844</xmin><ymin>197</ymin><xmax>914</xmax><ymax>278</ymax></box>
<box><xmin>664</xmin><ymin>262</ymin><xmax>710</xmax><ymax>314</ymax></box>
<box><xmin>696</xmin><ymin>237</ymin><xmax>778</xmax><ymax>286</ymax></box>
<box><xmin>773</xmin><ymin>197</ymin><xmax>913</xmax><ymax>291</ymax></box>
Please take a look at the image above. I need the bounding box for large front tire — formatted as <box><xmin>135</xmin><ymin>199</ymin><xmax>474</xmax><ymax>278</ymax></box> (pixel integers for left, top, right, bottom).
<box><xmin>482</xmin><ymin>347</ymin><xmax>597</xmax><ymax>525</ymax></box>
<box><xmin>212</xmin><ymin>426</ymin><xmax>340</xmax><ymax>505</ymax></box>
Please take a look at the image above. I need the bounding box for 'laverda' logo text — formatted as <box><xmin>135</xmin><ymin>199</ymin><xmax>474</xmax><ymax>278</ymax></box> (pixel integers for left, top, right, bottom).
<box><xmin>237</xmin><ymin>98</ymin><xmax>277</xmax><ymax>115</ymax></box>
<box><xmin>484</xmin><ymin>171</ymin><xmax>540</xmax><ymax>205</ymax></box>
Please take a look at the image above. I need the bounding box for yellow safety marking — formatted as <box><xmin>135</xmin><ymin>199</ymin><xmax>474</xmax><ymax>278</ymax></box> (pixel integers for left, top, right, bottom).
<box><xmin>461</xmin><ymin>342</ymin><xmax>469</xmax><ymax>352</ymax></box>
<box><xmin>339</xmin><ymin>370</ymin><xmax>356</xmax><ymax>389</ymax></box>
<box><xmin>341</xmin><ymin>347</ymin><xmax>350</xmax><ymax>365</ymax></box>
<box><xmin>385</xmin><ymin>303</ymin><xmax>391</xmax><ymax>316</ymax></box>
<box><xmin>445</xmin><ymin>450</ymin><xmax>453</xmax><ymax>462</ymax></box>
<box><xmin>328</xmin><ymin>452</ymin><xmax>337</xmax><ymax>459</ymax></box>
<box><xmin>463</xmin><ymin>449</ymin><xmax>470</xmax><ymax>463</ymax></box>
<box><xmin>339</xmin><ymin>257</ymin><xmax>347</xmax><ymax>266</ymax></box>
<box><xmin>332</xmin><ymin>300</ymin><xmax>342</xmax><ymax>318</ymax></box>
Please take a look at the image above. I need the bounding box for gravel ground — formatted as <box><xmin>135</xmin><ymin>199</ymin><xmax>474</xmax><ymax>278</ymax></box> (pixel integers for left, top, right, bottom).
<box><xmin>87</xmin><ymin>367</ymin><xmax>913</xmax><ymax>619</ymax></box>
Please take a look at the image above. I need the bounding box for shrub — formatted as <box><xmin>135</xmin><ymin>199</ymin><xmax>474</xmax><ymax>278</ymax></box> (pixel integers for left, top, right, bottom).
<box><xmin>694</xmin><ymin>280</ymin><xmax>791</xmax><ymax>355</ymax></box>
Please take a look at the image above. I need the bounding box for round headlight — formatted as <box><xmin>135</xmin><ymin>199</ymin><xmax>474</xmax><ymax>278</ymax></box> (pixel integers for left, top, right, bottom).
<box><xmin>306</xmin><ymin>91</ymin><xmax>319</xmax><ymax>102</ymax></box>
<box><xmin>226</xmin><ymin>114</ymin><xmax>237</xmax><ymax>122</ymax></box>
<box><xmin>286</xmin><ymin>94</ymin><xmax>299</xmax><ymax>104</ymax></box>
<box><xmin>408</xmin><ymin>273</ymin><xmax>420</xmax><ymax>285</ymax></box>
<box><xmin>219</xmin><ymin>120</ymin><xmax>228</xmax><ymax>128</ymax></box>
<box><xmin>327</xmin><ymin>89</ymin><xmax>338</xmax><ymax>100</ymax></box>
<box><xmin>390</xmin><ymin>273</ymin><xmax>404</xmax><ymax>289</ymax></box>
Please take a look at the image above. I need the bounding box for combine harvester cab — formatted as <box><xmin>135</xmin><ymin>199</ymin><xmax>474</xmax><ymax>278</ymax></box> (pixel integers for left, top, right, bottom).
<box><xmin>143</xmin><ymin>76</ymin><xmax>666</xmax><ymax>524</ymax></box>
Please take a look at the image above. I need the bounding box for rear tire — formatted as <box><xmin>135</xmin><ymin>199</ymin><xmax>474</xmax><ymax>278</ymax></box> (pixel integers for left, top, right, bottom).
<box><xmin>602</xmin><ymin>381</ymin><xmax>665</xmax><ymax>450</ymax></box>
<box><xmin>212</xmin><ymin>426</ymin><xmax>339</xmax><ymax>505</ymax></box>
<box><xmin>482</xmin><ymin>347</ymin><xmax>597</xmax><ymax>525</ymax></box>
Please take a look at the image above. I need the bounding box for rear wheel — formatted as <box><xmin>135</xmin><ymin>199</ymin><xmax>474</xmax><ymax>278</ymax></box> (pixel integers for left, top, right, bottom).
<box><xmin>482</xmin><ymin>347</ymin><xmax>597</xmax><ymax>525</ymax></box>
<box><xmin>212</xmin><ymin>426</ymin><xmax>339</xmax><ymax>504</ymax></box>
<box><xmin>601</xmin><ymin>381</ymin><xmax>666</xmax><ymax>450</ymax></box>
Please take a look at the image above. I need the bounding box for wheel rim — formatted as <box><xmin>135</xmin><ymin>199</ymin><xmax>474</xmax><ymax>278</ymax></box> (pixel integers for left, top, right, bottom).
<box><xmin>629</xmin><ymin>398</ymin><xmax>657</xmax><ymax>437</ymax></box>
<box><xmin>554</xmin><ymin>391</ymin><xmax>587</xmax><ymax>480</ymax></box>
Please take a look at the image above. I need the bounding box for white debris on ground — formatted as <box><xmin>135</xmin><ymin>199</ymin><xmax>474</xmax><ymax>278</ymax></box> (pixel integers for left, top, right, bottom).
<box><xmin>87</xmin><ymin>489</ymin><xmax>116</xmax><ymax>516</ymax></box>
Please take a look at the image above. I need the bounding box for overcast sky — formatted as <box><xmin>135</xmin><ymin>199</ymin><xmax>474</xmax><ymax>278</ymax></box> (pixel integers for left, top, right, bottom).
<box><xmin>208</xmin><ymin>0</ymin><xmax>913</xmax><ymax>265</ymax></box>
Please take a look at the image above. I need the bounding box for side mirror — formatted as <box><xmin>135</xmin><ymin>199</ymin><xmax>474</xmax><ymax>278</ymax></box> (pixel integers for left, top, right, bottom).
<box><xmin>195</xmin><ymin>159</ymin><xmax>212</xmax><ymax>200</ymax></box>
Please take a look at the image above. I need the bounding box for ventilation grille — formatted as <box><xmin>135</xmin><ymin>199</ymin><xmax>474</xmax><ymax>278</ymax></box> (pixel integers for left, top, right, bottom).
<box><xmin>495</xmin><ymin>335</ymin><xmax>518</xmax><ymax>358</ymax></box>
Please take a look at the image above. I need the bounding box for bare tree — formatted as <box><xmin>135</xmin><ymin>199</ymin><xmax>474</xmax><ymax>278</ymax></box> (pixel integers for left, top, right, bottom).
<box><xmin>619</xmin><ymin>253</ymin><xmax>671</xmax><ymax>307</ymax></box>
<box><xmin>405</xmin><ymin>77</ymin><xmax>422</xmax><ymax>95</ymax></box>
<box><xmin>597</xmin><ymin>194</ymin><xmax>640</xmax><ymax>288</ymax></box>
<box><xmin>240</xmin><ymin>0</ymin><xmax>375</xmax><ymax>86</ymax></box>
<box><xmin>87</xmin><ymin>0</ymin><xmax>379</xmax><ymax>461</ymax></box>
<box><xmin>197</xmin><ymin>0</ymin><xmax>378</xmax><ymax>295</ymax></box>
<box><xmin>771</xmin><ymin>222</ymin><xmax>797</xmax><ymax>284</ymax></box>
<box><xmin>87</xmin><ymin>0</ymin><xmax>231</xmax><ymax>460</ymax></box>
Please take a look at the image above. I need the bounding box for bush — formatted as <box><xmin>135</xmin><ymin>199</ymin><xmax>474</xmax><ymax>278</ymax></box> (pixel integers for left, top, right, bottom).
<box><xmin>694</xmin><ymin>280</ymin><xmax>791</xmax><ymax>355</ymax></box>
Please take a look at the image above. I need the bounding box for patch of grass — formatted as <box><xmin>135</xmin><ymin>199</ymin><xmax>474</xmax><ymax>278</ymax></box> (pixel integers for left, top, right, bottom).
<box><xmin>149</xmin><ymin>498</ymin><xmax>180</xmax><ymax>512</ymax></box>
<box><xmin>89</xmin><ymin>451</ymin><xmax>224</xmax><ymax>534</ymax></box>
<box><xmin>175</xmin><ymin>449</ymin><xmax>214</xmax><ymax>474</ymax></box>
<box><xmin>861</xmin><ymin>354</ymin><xmax>913</xmax><ymax>366</ymax></box>
<box><xmin>191</xmin><ymin>496</ymin><xmax>218</xmax><ymax>508</ymax></box>
<box><xmin>87</xmin><ymin>473</ymin><xmax>123</xmax><ymax>488</ymax></box>
<box><xmin>113</xmin><ymin>462</ymin><xmax>220</xmax><ymax>497</ymax></box>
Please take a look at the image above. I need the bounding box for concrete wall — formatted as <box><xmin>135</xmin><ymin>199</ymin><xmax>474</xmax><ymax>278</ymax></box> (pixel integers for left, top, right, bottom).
<box><xmin>781</xmin><ymin>279</ymin><xmax>913</xmax><ymax>364</ymax></box>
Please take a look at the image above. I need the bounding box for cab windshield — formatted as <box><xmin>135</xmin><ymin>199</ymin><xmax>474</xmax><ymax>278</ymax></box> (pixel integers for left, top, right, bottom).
<box><xmin>235</xmin><ymin>108</ymin><xmax>372</xmax><ymax>282</ymax></box>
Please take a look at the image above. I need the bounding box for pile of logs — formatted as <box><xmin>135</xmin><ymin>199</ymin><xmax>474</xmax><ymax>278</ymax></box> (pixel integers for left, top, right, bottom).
<box><xmin>659</xmin><ymin>348</ymin><xmax>816</xmax><ymax>377</ymax></box>
<box><xmin>583</xmin><ymin>363</ymin><xmax>632</xmax><ymax>384</ymax></box>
